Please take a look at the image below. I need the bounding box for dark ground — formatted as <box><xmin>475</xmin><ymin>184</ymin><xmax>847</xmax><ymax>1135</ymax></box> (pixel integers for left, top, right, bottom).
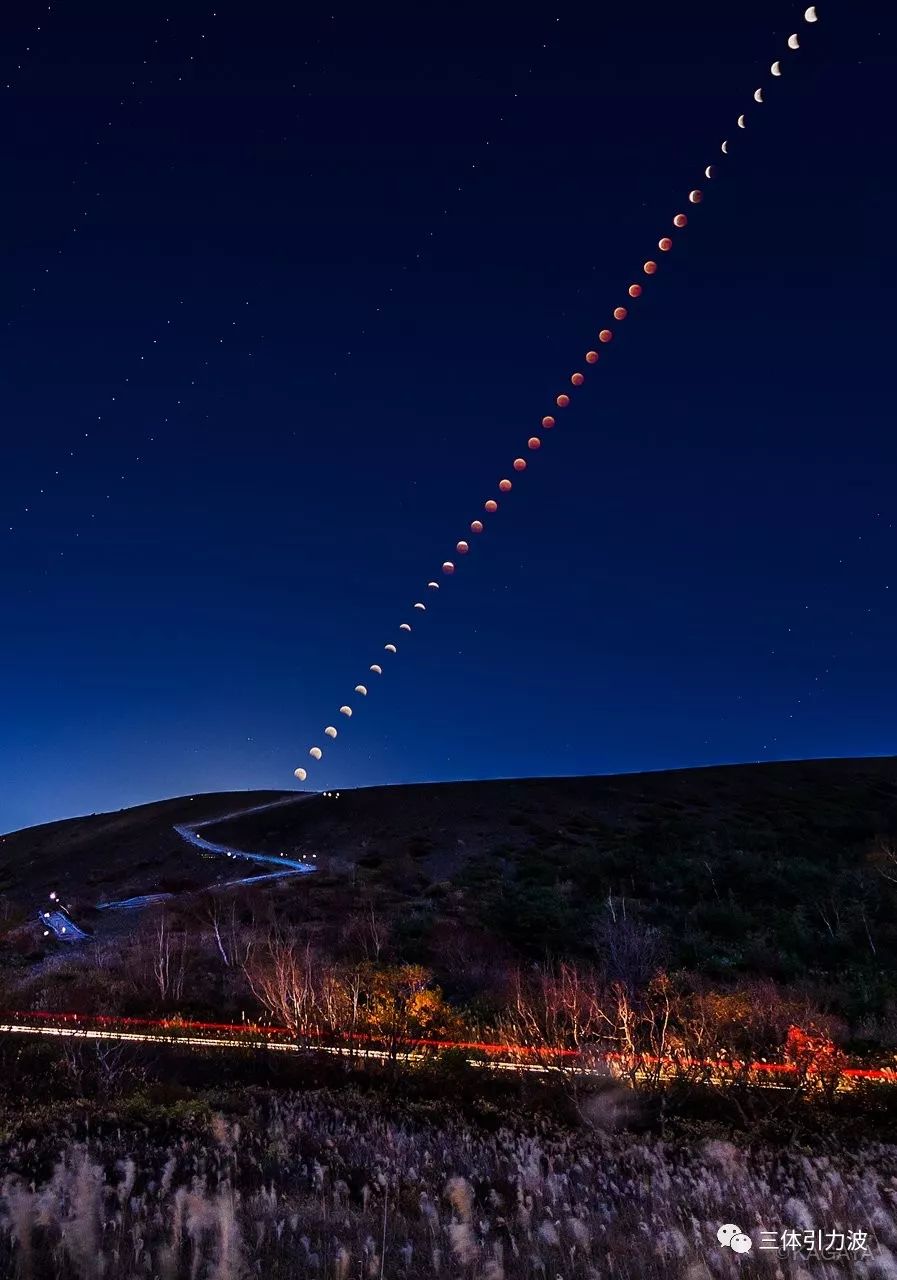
<box><xmin>4</xmin><ymin>758</ymin><xmax>897</xmax><ymax>1038</ymax></box>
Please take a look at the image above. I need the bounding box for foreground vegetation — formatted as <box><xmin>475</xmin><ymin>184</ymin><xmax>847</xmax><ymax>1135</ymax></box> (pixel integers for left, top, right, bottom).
<box><xmin>3</xmin><ymin>761</ymin><xmax>897</xmax><ymax>1274</ymax></box>
<box><xmin>6</xmin><ymin>760</ymin><xmax>897</xmax><ymax>1054</ymax></box>
<box><xmin>2</xmin><ymin>1075</ymin><xmax>897</xmax><ymax>1279</ymax></box>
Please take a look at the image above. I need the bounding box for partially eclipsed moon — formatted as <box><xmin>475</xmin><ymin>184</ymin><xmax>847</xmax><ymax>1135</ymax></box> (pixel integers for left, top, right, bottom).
<box><xmin>754</xmin><ymin>87</ymin><xmax>764</xmax><ymax>103</ymax></box>
<box><xmin>737</xmin><ymin>114</ymin><xmax>746</xmax><ymax>128</ymax></box>
<box><xmin>804</xmin><ymin>6</ymin><xmax>818</xmax><ymax>21</ymax></box>
<box><xmin>788</xmin><ymin>33</ymin><xmax>800</xmax><ymax>49</ymax></box>
<box><xmin>771</xmin><ymin>60</ymin><xmax>782</xmax><ymax>75</ymax></box>
<box><xmin>721</xmin><ymin>139</ymin><xmax>729</xmax><ymax>154</ymax></box>
<box><xmin>705</xmin><ymin>165</ymin><xmax>715</xmax><ymax>179</ymax></box>
<box><xmin>294</xmin><ymin>767</ymin><xmax>307</xmax><ymax>781</ymax></box>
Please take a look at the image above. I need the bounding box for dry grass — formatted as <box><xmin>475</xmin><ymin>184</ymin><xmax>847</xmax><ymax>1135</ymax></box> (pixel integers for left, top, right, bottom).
<box><xmin>2</xmin><ymin>1089</ymin><xmax>897</xmax><ymax>1277</ymax></box>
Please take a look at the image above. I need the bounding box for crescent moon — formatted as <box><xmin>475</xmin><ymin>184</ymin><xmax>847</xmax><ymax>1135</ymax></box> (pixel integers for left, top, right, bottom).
<box><xmin>737</xmin><ymin>114</ymin><xmax>746</xmax><ymax>128</ymax></box>
<box><xmin>804</xmin><ymin>5</ymin><xmax>818</xmax><ymax>21</ymax></box>
<box><xmin>771</xmin><ymin>60</ymin><xmax>782</xmax><ymax>76</ymax></box>
<box><xmin>788</xmin><ymin>33</ymin><xmax>800</xmax><ymax>49</ymax></box>
<box><xmin>721</xmin><ymin>139</ymin><xmax>728</xmax><ymax>154</ymax></box>
<box><xmin>753</xmin><ymin>87</ymin><xmax>764</xmax><ymax>103</ymax></box>
<box><xmin>704</xmin><ymin>164</ymin><xmax>715</xmax><ymax>179</ymax></box>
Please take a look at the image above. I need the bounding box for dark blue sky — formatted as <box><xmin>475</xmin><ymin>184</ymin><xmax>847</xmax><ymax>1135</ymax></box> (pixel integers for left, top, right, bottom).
<box><xmin>2</xmin><ymin>1</ymin><xmax>894</xmax><ymax>833</ymax></box>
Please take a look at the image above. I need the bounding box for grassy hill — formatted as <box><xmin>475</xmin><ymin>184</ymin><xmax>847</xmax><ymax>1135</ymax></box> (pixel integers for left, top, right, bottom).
<box><xmin>0</xmin><ymin>789</ymin><xmax>292</xmax><ymax>906</ymax></box>
<box><xmin>3</xmin><ymin>758</ymin><xmax>897</xmax><ymax>1040</ymax></box>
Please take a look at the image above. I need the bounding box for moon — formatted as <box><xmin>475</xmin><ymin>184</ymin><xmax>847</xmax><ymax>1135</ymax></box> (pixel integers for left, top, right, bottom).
<box><xmin>788</xmin><ymin>33</ymin><xmax>800</xmax><ymax>49</ymax></box>
<box><xmin>737</xmin><ymin>114</ymin><xmax>746</xmax><ymax>128</ymax></box>
<box><xmin>721</xmin><ymin>139</ymin><xmax>728</xmax><ymax>154</ymax></box>
<box><xmin>753</xmin><ymin>87</ymin><xmax>764</xmax><ymax>103</ymax></box>
<box><xmin>294</xmin><ymin>767</ymin><xmax>307</xmax><ymax>781</ymax></box>
<box><xmin>771</xmin><ymin>60</ymin><xmax>782</xmax><ymax>75</ymax></box>
<box><xmin>804</xmin><ymin>5</ymin><xmax>818</xmax><ymax>21</ymax></box>
<box><xmin>704</xmin><ymin>164</ymin><xmax>715</xmax><ymax>179</ymax></box>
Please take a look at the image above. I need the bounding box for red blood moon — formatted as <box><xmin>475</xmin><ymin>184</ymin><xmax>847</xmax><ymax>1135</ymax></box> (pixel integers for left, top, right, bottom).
<box><xmin>556</xmin><ymin>393</ymin><xmax>570</xmax><ymax>408</ymax></box>
<box><xmin>513</xmin><ymin>458</ymin><xmax>527</xmax><ymax>472</ymax></box>
<box><xmin>571</xmin><ymin>372</ymin><xmax>584</xmax><ymax>387</ymax></box>
<box><xmin>499</xmin><ymin>479</ymin><xmax>512</xmax><ymax>492</ymax></box>
<box><xmin>673</xmin><ymin>213</ymin><xmax>688</xmax><ymax>228</ymax></box>
<box><xmin>644</xmin><ymin>260</ymin><xmax>658</xmax><ymax>275</ymax></box>
<box><xmin>541</xmin><ymin>415</ymin><xmax>555</xmax><ymax>429</ymax></box>
<box><xmin>599</xmin><ymin>329</ymin><xmax>613</xmax><ymax>343</ymax></box>
<box><xmin>485</xmin><ymin>498</ymin><xmax>499</xmax><ymax>511</ymax></box>
<box><xmin>585</xmin><ymin>350</ymin><xmax>599</xmax><ymax>364</ymax></box>
<box><xmin>613</xmin><ymin>306</ymin><xmax>628</xmax><ymax>320</ymax></box>
<box><xmin>628</xmin><ymin>283</ymin><xmax>642</xmax><ymax>298</ymax></box>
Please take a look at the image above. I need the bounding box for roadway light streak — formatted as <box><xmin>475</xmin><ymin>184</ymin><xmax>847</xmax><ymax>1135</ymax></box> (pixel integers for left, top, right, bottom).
<box><xmin>3</xmin><ymin>1010</ymin><xmax>895</xmax><ymax>1088</ymax></box>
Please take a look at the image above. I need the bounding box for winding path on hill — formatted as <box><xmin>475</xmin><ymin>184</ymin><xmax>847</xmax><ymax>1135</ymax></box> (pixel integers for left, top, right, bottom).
<box><xmin>43</xmin><ymin>792</ymin><xmax>318</xmax><ymax>936</ymax></box>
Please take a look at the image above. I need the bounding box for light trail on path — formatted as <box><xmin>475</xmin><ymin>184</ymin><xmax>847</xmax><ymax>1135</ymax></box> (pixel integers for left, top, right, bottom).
<box><xmin>89</xmin><ymin>793</ymin><xmax>317</xmax><ymax>916</ymax></box>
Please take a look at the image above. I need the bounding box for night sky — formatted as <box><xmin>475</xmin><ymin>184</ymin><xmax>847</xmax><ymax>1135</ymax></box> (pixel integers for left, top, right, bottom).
<box><xmin>2</xmin><ymin>1</ymin><xmax>894</xmax><ymax>833</ymax></box>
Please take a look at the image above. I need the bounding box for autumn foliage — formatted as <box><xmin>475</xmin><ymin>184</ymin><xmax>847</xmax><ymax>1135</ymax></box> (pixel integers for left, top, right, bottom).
<box><xmin>245</xmin><ymin>934</ymin><xmax>456</xmax><ymax>1062</ymax></box>
<box><xmin>243</xmin><ymin>931</ymin><xmax>854</xmax><ymax>1096</ymax></box>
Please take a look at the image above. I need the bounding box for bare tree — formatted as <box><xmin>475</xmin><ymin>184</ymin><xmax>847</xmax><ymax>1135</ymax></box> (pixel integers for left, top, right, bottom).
<box><xmin>497</xmin><ymin>961</ymin><xmax>614</xmax><ymax>1086</ymax></box>
<box><xmin>593</xmin><ymin>910</ymin><xmax>664</xmax><ymax>995</ymax></box>
<box><xmin>204</xmin><ymin>898</ymin><xmax>249</xmax><ymax>969</ymax></box>
<box><xmin>342</xmin><ymin>901</ymin><xmax>389</xmax><ymax>963</ymax></box>
<box><xmin>152</xmin><ymin>915</ymin><xmax>187</xmax><ymax>1003</ymax></box>
<box><xmin>872</xmin><ymin>841</ymin><xmax>897</xmax><ymax>885</ymax></box>
<box><xmin>244</xmin><ymin>932</ymin><xmax>335</xmax><ymax>1047</ymax></box>
<box><xmin>318</xmin><ymin>961</ymin><xmax>366</xmax><ymax>1061</ymax></box>
<box><xmin>60</xmin><ymin>1040</ymin><xmax>145</xmax><ymax>1094</ymax></box>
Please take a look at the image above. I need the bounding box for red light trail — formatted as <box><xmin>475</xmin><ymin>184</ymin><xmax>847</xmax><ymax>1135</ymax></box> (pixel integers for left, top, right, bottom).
<box><xmin>4</xmin><ymin>1010</ymin><xmax>896</xmax><ymax>1084</ymax></box>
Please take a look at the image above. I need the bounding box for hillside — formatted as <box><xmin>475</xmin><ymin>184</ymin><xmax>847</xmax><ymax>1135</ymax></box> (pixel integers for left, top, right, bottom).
<box><xmin>210</xmin><ymin>757</ymin><xmax>897</xmax><ymax>871</ymax></box>
<box><xmin>3</xmin><ymin>759</ymin><xmax>897</xmax><ymax>1038</ymax></box>
<box><xmin>207</xmin><ymin>759</ymin><xmax>897</xmax><ymax>1021</ymax></box>
<box><xmin>0</xmin><ymin>789</ymin><xmax>293</xmax><ymax>907</ymax></box>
